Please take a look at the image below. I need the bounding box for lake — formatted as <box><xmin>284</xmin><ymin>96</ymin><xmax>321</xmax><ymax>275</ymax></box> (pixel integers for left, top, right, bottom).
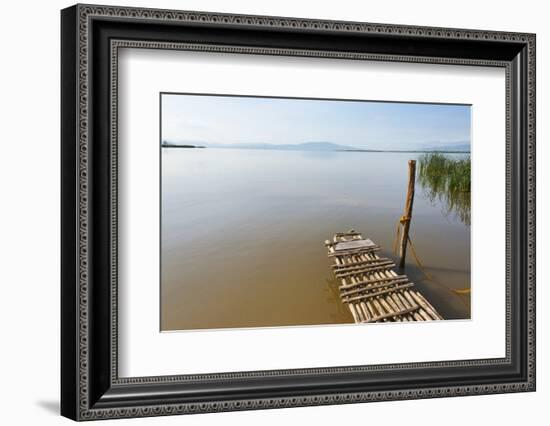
<box><xmin>161</xmin><ymin>148</ymin><xmax>471</xmax><ymax>331</ymax></box>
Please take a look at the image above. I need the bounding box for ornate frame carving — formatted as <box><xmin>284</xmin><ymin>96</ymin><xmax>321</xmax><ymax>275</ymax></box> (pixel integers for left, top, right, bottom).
<box><xmin>61</xmin><ymin>4</ymin><xmax>535</xmax><ymax>421</ymax></box>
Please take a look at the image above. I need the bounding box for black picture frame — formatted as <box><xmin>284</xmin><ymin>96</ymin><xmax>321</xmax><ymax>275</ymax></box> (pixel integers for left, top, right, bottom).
<box><xmin>61</xmin><ymin>4</ymin><xmax>536</xmax><ymax>421</ymax></box>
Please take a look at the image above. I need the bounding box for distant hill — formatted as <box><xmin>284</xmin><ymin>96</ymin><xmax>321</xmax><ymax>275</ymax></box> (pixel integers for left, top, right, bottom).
<box><xmin>294</xmin><ymin>142</ymin><xmax>355</xmax><ymax>151</ymax></box>
<box><xmin>207</xmin><ymin>141</ymin><xmax>355</xmax><ymax>151</ymax></box>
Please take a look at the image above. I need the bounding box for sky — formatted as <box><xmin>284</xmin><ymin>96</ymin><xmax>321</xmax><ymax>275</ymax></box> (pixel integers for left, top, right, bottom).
<box><xmin>161</xmin><ymin>93</ymin><xmax>471</xmax><ymax>151</ymax></box>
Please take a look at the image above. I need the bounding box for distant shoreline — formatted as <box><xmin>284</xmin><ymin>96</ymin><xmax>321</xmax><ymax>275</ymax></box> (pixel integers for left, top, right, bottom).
<box><xmin>161</xmin><ymin>140</ymin><xmax>469</xmax><ymax>153</ymax></box>
<box><xmin>162</xmin><ymin>144</ymin><xmax>206</xmax><ymax>149</ymax></box>
<box><xmin>161</xmin><ymin>145</ymin><xmax>469</xmax><ymax>154</ymax></box>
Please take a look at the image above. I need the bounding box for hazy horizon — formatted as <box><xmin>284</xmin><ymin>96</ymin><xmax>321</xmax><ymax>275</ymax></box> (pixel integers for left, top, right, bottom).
<box><xmin>161</xmin><ymin>94</ymin><xmax>471</xmax><ymax>151</ymax></box>
<box><xmin>160</xmin><ymin>140</ymin><xmax>471</xmax><ymax>152</ymax></box>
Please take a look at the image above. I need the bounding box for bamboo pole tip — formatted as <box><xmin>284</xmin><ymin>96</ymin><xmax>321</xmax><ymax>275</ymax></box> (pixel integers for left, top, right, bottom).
<box><xmin>409</xmin><ymin>159</ymin><xmax>416</xmax><ymax>165</ymax></box>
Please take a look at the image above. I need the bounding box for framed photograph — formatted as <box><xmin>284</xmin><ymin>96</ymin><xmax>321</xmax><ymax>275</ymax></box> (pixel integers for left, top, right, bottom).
<box><xmin>61</xmin><ymin>4</ymin><xmax>536</xmax><ymax>421</ymax></box>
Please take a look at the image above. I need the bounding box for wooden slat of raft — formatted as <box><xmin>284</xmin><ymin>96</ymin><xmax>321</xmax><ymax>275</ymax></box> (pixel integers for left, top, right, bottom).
<box><xmin>408</xmin><ymin>290</ymin><xmax>443</xmax><ymax>320</ymax></box>
<box><xmin>350</xmin><ymin>255</ymin><xmax>384</xmax><ymax>321</ymax></box>
<box><xmin>371</xmin><ymin>298</ymin><xmax>387</xmax><ymax>320</ymax></box>
<box><xmin>331</xmin><ymin>235</ymin><xmax>385</xmax><ymax>321</ymax></box>
<box><xmin>362</xmin><ymin>304</ymin><xmax>420</xmax><ymax>323</ymax></box>
<box><xmin>333</xmin><ymin>238</ymin><xmax>376</xmax><ymax>250</ymax></box>
<box><xmin>402</xmin><ymin>290</ymin><xmax>432</xmax><ymax>321</ymax></box>
<box><xmin>352</xmin><ymin>252</ymin><xmax>393</xmax><ymax>322</ymax></box>
<box><xmin>339</xmin><ymin>276</ymin><xmax>408</xmax><ymax>294</ymax></box>
<box><xmin>365</xmin><ymin>299</ymin><xmax>377</xmax><ymax>319</ymax></box>
<box><xmin>327</xmin><ymin>246</ymin><xmax>381</xmax><ymax>257</ymax></box>
<box><xmin>342</xmin><ymin>283</ymin><xmax>415</xmax><ymax>303</ymax></box>
<box><xmin>355</xmin><ymin>303</ymin><xmax>366</xmax><ymax>321</ymax></box>
<box><xmin>332</xmin><ymin>248</ymin><xmax>360</xmax><ymax>323</ymax></box>
<box><xmin>398</xmin><ymin>292</ymin><xmax>425</xmax><ymax>321</ymax></box>
<box><xmin>379</xmin><ymin>297</ymin><xmax>402</xmax><ymax>321</ymax></box>
<box><xmin>386</xmin><ymin>270</ymin><xmax>424</xmax><ymax>321</ymax></box>
<box><xmin>348</xmin><ymin>303</ymin><xmax>361</xmax><ymax>322</ymax></box>
<box><xmin>339</xmin><ymin>274</ymin><xmax>408</xmax><ymax>290</ymax></box>
<box><xmin>332</xmin><ymin>256</ymin><xmax>393</xmax><ymax>270</ymax></box>
<box><xmin>389</xmin><ymin>292</ymin><xmax>411</xmax><ymax>321</ymax></box>
<box><xmin>334</xmin><ymin>231</ymin><xmax>363</xmax><ymax>237</ymax></box>
<box><xmin>385</xmin><ymin>294</ymin><xmax>407</xmax><ymax>320</ymax></box>
<box><xmin>335</xmin><ymin>262</ymin><xmax>395</xmax><ymax>278</ymax></box>
<box><xmin>384</xmin><ymin>270</ymin><xmax>418</xmax><ymax>321</ymax></box>
<box><xmin>327</xmin><ymin>236</ymin><xmax>362</xmax><ymax>246</ymax></box>
<box><xmin>359</xmin><ymin>302</ymin><xmax>371</xmax><ymax>321</ymax></box>
<box><xmin>336</xmin><ymin>255</ymin><xmax>381</xmax><ymax>269</ymax></box>
<box><xmin>326</xmin><ymin>232</ymin><xmax>443</xmax><ymax>324</ymax></box>
<box><xmin>369</xmin><ymin>271</ymin><xmax>397</xmax><ymax>321</ymax></box>
<box><xmin>373</xmin><ymin>263</ymin><xmax>410</xmax><ymax>321</ymax></box>
<box><xmin>340</xmin><ymin>278</ymin><xmax>410</xmax><ymax>298</ymax></box>
<box><xmin>349</xmin><ymin>263</ymin><xmax>367</xmax><ymax>322</ymax></box>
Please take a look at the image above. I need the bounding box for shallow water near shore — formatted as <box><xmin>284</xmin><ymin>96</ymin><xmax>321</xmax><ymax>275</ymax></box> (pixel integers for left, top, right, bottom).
<box><xmin>161</xmin><ymin>148</ymin><xmax>471</xmax><ymax>331</ymax></box>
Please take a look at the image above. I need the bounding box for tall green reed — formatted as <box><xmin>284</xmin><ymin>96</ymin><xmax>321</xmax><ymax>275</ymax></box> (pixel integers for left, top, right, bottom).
<box><xmin>417</xmin><ymin>153</ymin><xmax>471</xmax><ymax>226</ymax></box>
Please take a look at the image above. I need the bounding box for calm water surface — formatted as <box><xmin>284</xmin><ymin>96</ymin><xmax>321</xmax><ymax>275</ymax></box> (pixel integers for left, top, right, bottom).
<box><xmin>161</xmin><ymin>148</ymin><xmax>470</xmax><ymax>330</ymax></box>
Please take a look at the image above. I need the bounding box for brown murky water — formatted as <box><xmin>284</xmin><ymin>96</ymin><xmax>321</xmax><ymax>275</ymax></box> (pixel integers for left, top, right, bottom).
<box><xmin>161</xmin><ymin>148</ymin><xmax>470</xmax><ymax>331</ymax></box>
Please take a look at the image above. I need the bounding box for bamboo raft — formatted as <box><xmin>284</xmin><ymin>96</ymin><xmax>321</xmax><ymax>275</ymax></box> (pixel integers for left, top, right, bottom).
<box><xmin>325</xmin><ymin>230</ymin><xmax>443</xmax><ymax>323</ymax></box>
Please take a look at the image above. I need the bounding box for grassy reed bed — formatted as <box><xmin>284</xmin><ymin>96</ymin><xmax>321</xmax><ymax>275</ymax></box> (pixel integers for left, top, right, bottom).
<box><xmin>418</xmin><ymin>153</ymin><xmax>471</xmax><ymax>225</ymax></box>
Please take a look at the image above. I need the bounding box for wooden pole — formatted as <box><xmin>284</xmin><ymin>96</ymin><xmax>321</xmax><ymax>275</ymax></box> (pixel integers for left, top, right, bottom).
<box><xmin>399</xmin><ymin>160</ymin><xmax>416</xmax><ymax>268</ymax></box>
